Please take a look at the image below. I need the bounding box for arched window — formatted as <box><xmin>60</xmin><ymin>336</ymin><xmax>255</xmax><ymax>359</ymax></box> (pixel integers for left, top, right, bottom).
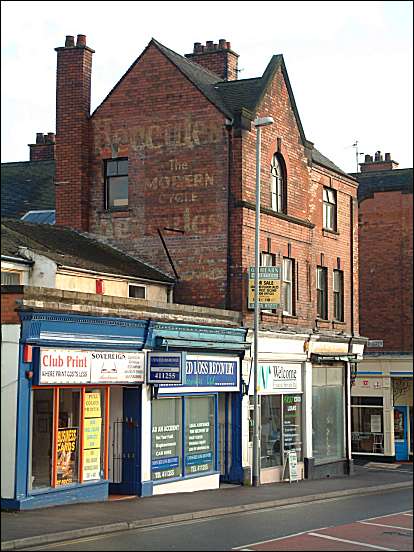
<box><xmin>270</xmin><ymin>154</ymin><xmax>286</xmax><ymax>213</ymax></box>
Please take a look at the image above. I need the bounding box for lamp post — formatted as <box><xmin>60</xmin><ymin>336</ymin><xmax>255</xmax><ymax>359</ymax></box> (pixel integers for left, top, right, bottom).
<box><xmin>252</xmin><ymin>116</ymin><xmax>274</xmax><ymax>487</ymax></box>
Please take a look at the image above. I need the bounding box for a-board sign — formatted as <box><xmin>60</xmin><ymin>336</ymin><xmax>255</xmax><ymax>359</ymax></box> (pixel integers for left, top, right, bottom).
<box><xmin>147</xmin><ymin>352</ymin><xmax>184</xmax><ymax>384</ymax></box>
<box><xmin>282</xmin><ymin>450</ymin><xmax>298</xmax><ymax>483</ymax></box>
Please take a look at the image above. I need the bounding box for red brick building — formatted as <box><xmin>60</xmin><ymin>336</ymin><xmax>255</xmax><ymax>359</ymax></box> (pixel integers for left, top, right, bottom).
<box><xmin>350</xmin><ymin>153</ymin><xmax>413</xmax><ymax>462</ymax></box>
<box><xmin>53</xmin><ymin>35</ymin><xmax>365</xmax><ymax>480</ymax></box>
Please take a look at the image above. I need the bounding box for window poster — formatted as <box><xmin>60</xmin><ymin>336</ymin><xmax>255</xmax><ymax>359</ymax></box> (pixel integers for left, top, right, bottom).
<box><xmin>83</xmin><ymin>449</ymin><xmax>101</xmax><ymax>481</ymax></box>
<box><xmin>56</xmin><ymin>428</ymin><xmax>78</xmax><ymax>486</ymax></box>
<box><xmin>185</xmin><ymin>396</ymin><xmax>214</xmax><ymax>474</ymax></box>
<box><xmin>151</xmin><ymin>398</ymin><xmax>182</xmax><ymax>481</ymax></box>
<box><xmin>282</xmin><ymin>395</ymin><xmax>303</xmax><ymax>460</ymax></box>
<box><xmin>82</xmin><ymin>392</ymin><xmax>102</xmax><ymax>481</ymax></box>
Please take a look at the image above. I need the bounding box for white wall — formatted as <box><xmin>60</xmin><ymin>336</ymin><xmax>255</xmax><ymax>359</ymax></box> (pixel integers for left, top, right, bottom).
<box><xmin>141</xmin><ymin>385</ymin><xmax>152</xmax><ymax>482</ymax></box>
<box><xmin>1</xmin><ymin>324</ymin><xmax>20</xmax><ymax>498</ymax></box>
<box><xmin>18</xmin><ymin>248</ymin><xmax>57</xmax><ymax>288</ymax></box>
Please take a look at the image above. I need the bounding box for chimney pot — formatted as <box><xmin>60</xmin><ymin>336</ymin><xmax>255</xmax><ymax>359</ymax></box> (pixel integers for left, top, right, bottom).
<box><xmin>36</xmin><ymin>132</ymin><xmax>45</xmax><ymax>144</ymax></box>
<box><xmin>384</xmin><ymin>152</ymin><xmax>391</xmax><ymax>161</ymax></box>
<box><xmin>374</xmin><ymin>151</ymin><xmax>381</xmax><ymax>162</ymax></box>
<box><xmin>65</xmin><ymin>35</ymin><xmax>75</xmax><ymax>48</ymax></box>
<box><xmin>226</xmin><ymin>41</ymin><xmax>231</xmax><ymax>50</ymax></box>
<box><xmin>206</xmin><ymin>40</ymin><xmax>214</xmax><ymax>50</ymax></box>
<box><xmin>194</xmin><ymin>42</ymin><xmax>202</xmax><ymax>53</ymax></box>
<box><xmin>47</xmin><ymin>132</ymin><xmax>56</xmax><ymax>143</ymax></box>
<box><xmin>76</xmin><ymin>34</ymin><xmax>87</xmax><ymax>47</ymax></box>
<box><xmin>219</xmin><ymin>39</ymin><xmax>227</xmax><ymax>49</ymax></box>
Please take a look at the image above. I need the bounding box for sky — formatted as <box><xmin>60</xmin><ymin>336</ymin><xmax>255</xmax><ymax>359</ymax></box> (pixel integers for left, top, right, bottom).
<box><xmin>1</xmin><ymin>1</ymin><xmax>413</xmax><ymax>172</ymax></box>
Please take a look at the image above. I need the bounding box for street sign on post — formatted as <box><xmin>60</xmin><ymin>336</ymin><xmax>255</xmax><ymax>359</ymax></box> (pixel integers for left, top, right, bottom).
<box><xmin>248</xmin><ymin>266</ymin><xmax>281</xmax><ymax>310</ymax></box>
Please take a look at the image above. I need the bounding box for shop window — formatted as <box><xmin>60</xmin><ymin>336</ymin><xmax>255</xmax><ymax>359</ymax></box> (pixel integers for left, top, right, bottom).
<box><xmin>105</xmin><ymin>158</ymin><xmax>128</xmax><ymax>210</ymax></box>
<box><xmin>31</xmin><ymin>389</ymin><xmax>54</xmax><ymax>490</ymax></box>
<box><xmin>351</xmin><ymin>396</ymin><xmax>384</xmax><ymax>454</ymax></box>
<box><xmin>312</xmin><ymin>366</ymin><xmax>345</xmax><ymax>463</ymax></box>
<box><xmin>260</xmin><ymin>394</ymin><xmax>303</xmax><ymax>469</ymax></box>
<box><xmin>270</xmin><ymin>153</ymin><xmax>287</xmax><ymax>213</ymax></box>
<box><xmin>282</xmin><ymin>395</ymin><xmax>303</xmax><ymax>460</ymax></box>
<box><xmin>152</xmin><ymin>398</ymin><xmax>183</xmax><ymax>481</ymax></box>
<box><xmin>333</xmin><ymin>269</ymin><xmax>344</xmax><ymax>321</ymax></box>
<box><xmin>323</xmin><ymin>187</ymin><xmax>337</xmax><ymax>231</ymax></box>
<box><xmin>185</xmin><ymin>396</ymin><xmax>215</xmax><ymax>475</ymax></box>
<box><xmin>151</xmin><ymin>395</ymin><xmax>217</xmax><ymax>482</ymax></box>
<box><xmin>57</xmin><ymin>389</ymin><xmax>81</xmax><ymax>486</ymax></box>
<box><xmin>30</xmin><ymin>386</ymin><xmax>108</xmax><ymax>490</ymax></box>
<box><xmin>316</xmin><ymin>266</ymin><xmax>328</xmax><ymax>319</ymax></box>
<box><xmin>261</xmin><ymin>395</ymin><xmax>282</xmax><ymax>468</ymax></box>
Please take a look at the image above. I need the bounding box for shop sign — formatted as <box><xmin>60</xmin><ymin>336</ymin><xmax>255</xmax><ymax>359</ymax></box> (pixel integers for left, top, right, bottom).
<box><xmin>147</xmin><ymin>352</ymin><xmax>184</xmax><ymax>384</ymax></box>
<box><xmin>248</xmin><ymin>266</ymin><xmax>281</xmax><ymax>310</ymax></box>
<box><xmin>82</xmin><ymin>392</ymin><xmax>102</xmax><ymax>481</ymax></box>
<box><xmin>151</xmin><ymin>422</ymin><xmax>182</xmax><ymax>480</ymax></box>
<box><xmin>255</xmin><ymin>363</ymin><xmax>302</xmax><ymax>394</ymax></box>
<box><xmin>158</xmin><ymin>355</ymin><xmax>240</xmax><ymax>393</ymax></box>
<box><xmin>56</xmin><ymin>427</ymin><xmax>78</xmax><ymax>486</ymax></box>
<box><xmin>38</xmin><ymin>349</ymin><xmax>145</xmax><ymax>385</ymax></box>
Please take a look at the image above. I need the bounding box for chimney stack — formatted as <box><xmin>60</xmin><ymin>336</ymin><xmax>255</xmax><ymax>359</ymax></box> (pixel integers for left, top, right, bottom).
<box><xmin>185</xmin><ymin>38</ymin><xmax>239</xmax><ymax>81</ymax></box>
<box><xmin>54</xmin><ymin>34</ymin><xmax>94</xmax><ymax>230</ymax></box>
<box><xmin>28</xmin><ymin>132</ymin><xmax>56</xmax><ymax>161</ymax></box>
<box><xmin>359</xmin><ymin>150</ymin><xmax>399</xmax><ymax>173</ymax></box>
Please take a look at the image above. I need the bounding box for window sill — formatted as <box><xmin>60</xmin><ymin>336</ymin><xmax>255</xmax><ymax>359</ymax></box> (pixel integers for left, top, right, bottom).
<box><xmin>322</xmin><ymin>228</ymin><xmax>339</xmax><ymax>238</ymax></box>
<box><xmin>98</xmin><ymin>208</ymin><xmax>132</xmax><ymax>218</ymax></box>
<box><xmin>282</xmin><ymin>313</ymin><xmax>297</xmax><ymax>320</ymax></box>
<box><xmin>333</xmin><ymin>320</ymin><xmax>346</xmax><ymax>325</ymax></box>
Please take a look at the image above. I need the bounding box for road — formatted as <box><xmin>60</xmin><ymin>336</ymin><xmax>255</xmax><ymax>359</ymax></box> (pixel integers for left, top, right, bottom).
<box><xmin>21</xmin><ymin>488</ymin><xmax>413</xmax><ymax>551</ymax></box>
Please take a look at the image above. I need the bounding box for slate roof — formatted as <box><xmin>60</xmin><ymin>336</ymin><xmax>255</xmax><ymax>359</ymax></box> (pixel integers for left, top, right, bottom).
<box><xmin>1</xmin><ymin>218</ymin><xmax>175</xmax><ymax>284</ymax></box>
<box><xmin>1</xmin><ymin>160</ymin><xmax>55</xmax><ymax>219</ymax></box>
<box><xmin>312</xmin><ymin>148</ymin><xmax>352</xmax><ymax>178</ymax></box>
<box><xmin>349</xmin><ymin>168</ymin><xmax>413</xmax><ymax>202</ymax></box>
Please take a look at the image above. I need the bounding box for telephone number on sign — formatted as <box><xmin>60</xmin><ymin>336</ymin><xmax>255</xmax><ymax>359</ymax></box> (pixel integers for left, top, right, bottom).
<box><xmin>152</xmin><ymin>372</ymin><xmax>178</xmax><ymax>380</ymax></box>
<box><xmin>189</xmin><ymin>464</ymin><xmax>209</xmax><ymax>473</ymax></box>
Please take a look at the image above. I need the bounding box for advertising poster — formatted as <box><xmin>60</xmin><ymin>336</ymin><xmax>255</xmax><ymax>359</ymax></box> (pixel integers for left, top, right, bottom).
<box><xmin>56</xmin><ymin>428</ymin><xmax>78</xmax><ymax>486</ymax></box>
<box><xmin>83</xmin><ymin>449</ymin><xmax>101</xmax><ymax>481</ymax></box>
<box><xmin>185</xmin><ymin>421</ymin><xmax>213</xmax><ymax>474</ymax></box>
<box><xmin>248</xmin><ymin>266</ymin><xmax>281</xmax><ymax>309</ymax></box>
<box><xmin>83</xmin><ymin>418</ymin><xmax>102</xmax><ymax>450</ymax></box>
<box><xmin>282</xmin><ymin>395</ymin><xmax>303</xmax><ymax>459</ymax></box>
<box><xmin>151</xmin><ymin>422</ymin><xmax>182</xmax><ymax>480</ymax></box>
<box><xmin>84</xmin><ymin>392</ymin><xmax>101</xmax><ymax>418</ymax></box>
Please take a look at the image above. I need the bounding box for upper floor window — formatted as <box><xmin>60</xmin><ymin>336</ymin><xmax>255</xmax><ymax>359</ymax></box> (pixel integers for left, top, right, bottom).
<box><xmin>260</xmin><ymin>252</ymin><xmax>276</xmax><ymax>313</ymax></box>
<box><xmin>282</xmin><ymin>257</ymin><xmax>295</xmax><ymax>316</ymax></box>
<box><xmin>333</xmin><ymin>270</ymin><xmax>344</xmax><ymax>322</ymax></box>
<box><xmin>128</xmin><ymin>284</ymin><xmax>146</xmax><ymax>299</ymax></box>
<box><xmin>270</xmin><ymin>154</ymin><xmax>286</xmax><ymax>213</ymax></box>
<box><xmin>323</xmin><ymin>187</ymin><xmax>337</xmax><ymax>231</ymax></box>
<box><xmin>105</xmin><ymin>158</ymin><xmax>128</xmax><ymax>210</ymax></box>
<box><xmin>316</xmin><ymin>266</ymin><xmax>328</xmax><ymax>319</ymax></box>
<box><xmin>1</xmin><ymin>271</ymin><xmax>21</xmax><ymax>285</ymax></box>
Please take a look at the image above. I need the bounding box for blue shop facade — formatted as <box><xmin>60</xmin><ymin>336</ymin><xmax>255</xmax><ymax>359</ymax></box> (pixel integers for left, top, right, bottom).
<box><xmin>1</xmin><ymin>311</ymin><xmax>248</xmax><ymax>510</ymax></box>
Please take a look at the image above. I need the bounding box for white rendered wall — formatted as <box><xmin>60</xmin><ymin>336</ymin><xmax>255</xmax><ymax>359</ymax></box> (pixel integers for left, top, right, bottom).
<box><xmin>152</xmin><ymin>473</ymin><xmax>220</xmax><ymax>495</ymax></box>
<box><xmin>18</xmin><ymin>248</ymin><xmax>57</xmax><ymax>288</ymax></box>
<box><xmin>303</xmin><ymin>362</ymin><xmax>313</xmax><ymax>459</ymax></box>
<box><xmin>1</xmin><ymin>324</ymin><xmax>20</xmax><ymax>498</ymax></box>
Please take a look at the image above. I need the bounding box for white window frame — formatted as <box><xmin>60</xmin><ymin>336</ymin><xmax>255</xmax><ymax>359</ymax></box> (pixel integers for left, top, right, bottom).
<box><xmin>282</xmin><ymin>258</ymin><xmax>294</xmax><ymax>316</ymax></box>
<box><xmin>270</xmin><ymin>154</ymin><xmax>285</xmax><ymax>213</ymax></box>
<box><xmin>323</xmin><ymin>187</ymin><xmax>337</xmax><ymax>231</ymax></box>
<box><xmin>128</xmin><ymin>283</ymin><xmax>146</xmax><ymax>299</ymax></box>
<box><xmin>333</xmin><ymin>269</ymin><xmax>344</xmax><ymax>322</ymax></box>
<box><xmin>1</xmin><ymin>270</ymin><xmax>22</xmax><ymax>285</ymax></box>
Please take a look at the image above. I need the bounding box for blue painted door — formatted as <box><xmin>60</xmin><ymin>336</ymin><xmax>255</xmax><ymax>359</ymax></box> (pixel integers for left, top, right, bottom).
<box><xmin>394</xmin><ymin>406</ymin><xmax>408</xmax><ymax>461</ymax></box>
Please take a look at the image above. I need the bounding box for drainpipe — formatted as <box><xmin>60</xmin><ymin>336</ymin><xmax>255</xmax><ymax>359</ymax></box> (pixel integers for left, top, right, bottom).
<box><xmin>225</xmin><ymin>120</ymin><xmax>233</xmax><ymax>310</ymax></box>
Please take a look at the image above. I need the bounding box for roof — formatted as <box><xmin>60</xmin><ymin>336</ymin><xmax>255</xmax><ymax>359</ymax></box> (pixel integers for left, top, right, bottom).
<box><xmin>349</xmin><ymin>168</ymin><xmax>413</xmax><ymax>202</ymax></box>
<box><xmin>1</xmin><ymin>218</ymin><xmax>175</xmax><ymax>284</ymax></box>
<box><xmin>1</xmin><ymin>160</ymin><xmax>55</xmax><ymax>219</ymax></box>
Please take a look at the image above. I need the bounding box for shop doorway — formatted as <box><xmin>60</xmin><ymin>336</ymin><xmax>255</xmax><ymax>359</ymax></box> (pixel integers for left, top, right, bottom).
<box><xmin>109</xmin><ymin>387</ymin><xmax>141</xmax><ymax>495</ymax></box>
<box><xmin>394</xmin><ymin>406</ymin><xmax>409</xmax><ymax>461</ymax></box>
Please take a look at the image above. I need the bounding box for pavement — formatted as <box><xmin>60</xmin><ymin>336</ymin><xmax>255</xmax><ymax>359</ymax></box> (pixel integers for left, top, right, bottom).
<box><xmin>1</xmin><ymin>461</ymin><xmax>412</xmax><ymax>551</ymax></box>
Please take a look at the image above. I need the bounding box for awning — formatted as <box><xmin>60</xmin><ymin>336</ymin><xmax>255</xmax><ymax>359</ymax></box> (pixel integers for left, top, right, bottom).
<box><xmin>311</xmin><ymin>353</ymin><xmax>360</xmax><ymax>363</ymax></box>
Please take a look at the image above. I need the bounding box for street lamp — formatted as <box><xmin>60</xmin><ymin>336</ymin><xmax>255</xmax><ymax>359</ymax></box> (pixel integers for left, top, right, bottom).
<box><xmin>252</xmin><ymin>116</ymin><xmax>274</xmax><ymax>487</ymax></box>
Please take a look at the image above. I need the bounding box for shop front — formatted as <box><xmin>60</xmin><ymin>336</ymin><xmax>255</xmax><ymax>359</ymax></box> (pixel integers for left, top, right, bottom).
<box><xmin>351</xmin><ymin>355</ymin><xmax>413</xmax><ymax>462</ymax></box>
<box><xmin>140</xmin><ymin>322</ymin><xmax>248</xmax><ymax>496</ymax></box>
<box><xmin>1</xmin><ymin>311</ymin><xmax>147</xmax><ymax>510</ymax></box>
<box><xmin>253</xmin><ymin>361</ymin><xmax>304</xmax><ymax>484</ymax></box>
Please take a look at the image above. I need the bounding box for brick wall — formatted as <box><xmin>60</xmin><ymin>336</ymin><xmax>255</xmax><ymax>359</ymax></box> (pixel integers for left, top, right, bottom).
<box><xmin>55</xmin><ymin>35</ymin><xmax>94</xmax><ymax>231</ymax></box>
<box><xmin>185</xmin><ymin>40</ymin><xmax>239</xmax><ymax>81</ymax></box>
<box><xmin>88</xmin><ymin>43</ymin><xmax>229</xmax><ymax>309</ymax></box>
<box><xmin>29</xmin><ymin>133</ymin><xmax>55</xmax><ymax>161</ymax></box>
<box><xmin>359</xmin><ymin>190</ymin><xmax>413</xmax><ymax>351</ymax></box>
<box><xmin>1</xmin><ymin>289</ymin><xmax>23</xmax><ymax>323</ymax></box>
